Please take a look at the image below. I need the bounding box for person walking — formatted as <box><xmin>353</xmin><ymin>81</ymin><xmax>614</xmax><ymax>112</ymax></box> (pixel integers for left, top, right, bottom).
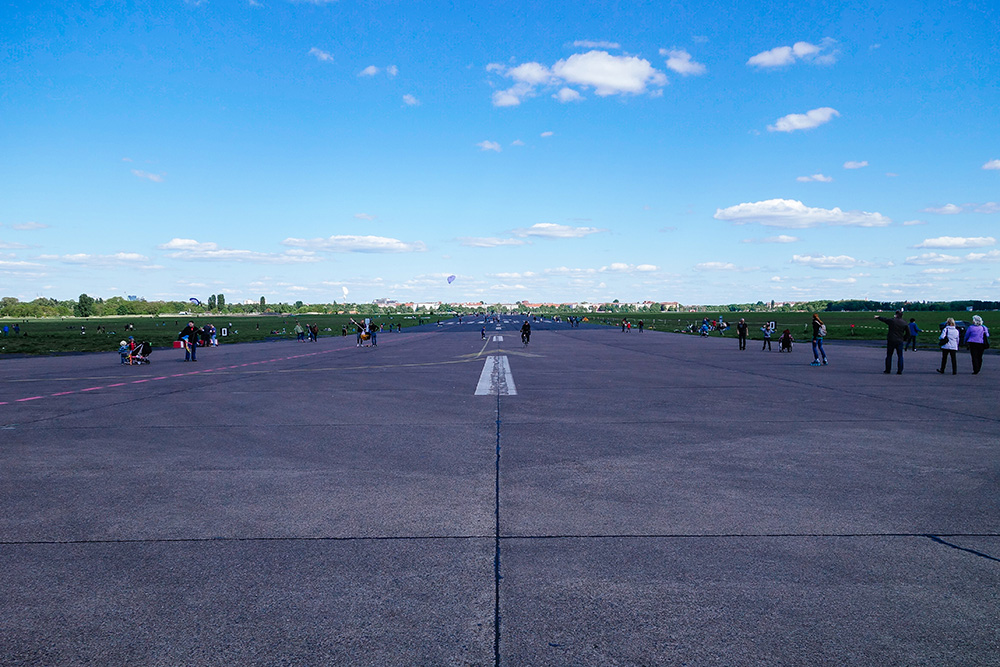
<box><xmin>810</xmin><ymin>314</ymin><xmax>828</xmax><ymax>366</ymax></box>
<box><xmin>964</xmin><ymin>315</ymin><xmax>991</xmax><ymax>375</ymax></box>
<box><xmin>937</xmin><ymin>318</ymin><xmax>960</xmax><ymax>375</ymax></box>
<box><xmin>876</xmin><ymin>310</ymin><xmax>909</xmax><ymax>374</ymax></box>
<box><xmin>760</xmin><ymin>323</ymin><xmax>773</xmax><ymax>350</ymax></box>
<box><xmin>737</xmin><ymin>318</ymin><xmax>748</xmax><ymax>350</ymax></box>
<box><xmin>905</xmin><ymin>318</ymin><xmax>921</xmax><ymax>351</ymax></box>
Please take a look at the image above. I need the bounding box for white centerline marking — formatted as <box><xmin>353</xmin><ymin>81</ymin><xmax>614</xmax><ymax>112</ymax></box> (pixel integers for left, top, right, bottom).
<box><xmin>475</xmin><ymin>355</ymin><xmax>517</xmax><ymax>396</ymax></box>
<box><xmin>493</xmin><ymin>335</ymin><xmax>503</xmax><ymax>342</ymax></box>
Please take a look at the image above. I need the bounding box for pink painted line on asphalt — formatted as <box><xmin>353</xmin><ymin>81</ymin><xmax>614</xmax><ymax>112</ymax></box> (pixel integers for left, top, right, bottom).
<box><xmin>16</xmin><ymin>396</ymin><xmax>44</xmax><ymax>402</ymax></box>
<box><xmin>81</xmin><ymin>386</ymin><xmax>104</xmax><ymax>392</ymax></box>
<box><xmin>107</xmin><ymin>383</ymin><xmax>128</xmax><ymax>387</ymax></box>
<box><xmin>50</xmin><ymin>391</ymin><xmax>76</xmax><ymax>396</ymax></box>
<box><xmin>153</xmin><ymin>376</ymin><xmax>168</xmax><ymax>380</ymax></box>
<box><xmin>132</xmin><ymin>379</ymin><xmax>150</xmax><ymax>384</ymax></box>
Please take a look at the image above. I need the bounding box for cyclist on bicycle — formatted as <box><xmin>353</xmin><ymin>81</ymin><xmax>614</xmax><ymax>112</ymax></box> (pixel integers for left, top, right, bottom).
<box><xmin>520</xmin><ymin>320</ymin><xmax>531</xmax><ymax>345</ymax></box>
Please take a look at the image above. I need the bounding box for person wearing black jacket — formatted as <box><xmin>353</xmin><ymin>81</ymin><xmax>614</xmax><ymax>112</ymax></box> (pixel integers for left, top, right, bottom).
<box><xmin>875</xmin><ymin>311</ymin><xmax>908</xmax><ymax>374</ymax></box>
<box><xmin>179</xmin><ymin>321</ymin><xmax>202</xmax><ymax>362</ymax></box>
<box><xmin>736</xmin><ymin>318</ymin><xmax>749</xmax><ymax>350</ymax></box>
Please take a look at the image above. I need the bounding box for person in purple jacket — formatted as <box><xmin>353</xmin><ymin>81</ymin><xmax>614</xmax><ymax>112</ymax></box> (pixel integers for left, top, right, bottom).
<box><xmin>963</xmin><ymin>315</ymin><xmax>991</xmax><ymax>375</ymax></box>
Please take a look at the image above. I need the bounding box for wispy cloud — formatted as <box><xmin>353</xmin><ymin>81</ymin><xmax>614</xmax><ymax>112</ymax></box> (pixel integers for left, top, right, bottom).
<box><xmin>132</xmin><ymin>169</ymin><xmax>164</xmax><ymax>183</ymax></box>
<box><xmin>354</xmin><ymin>213</ymin><xmax>376</xmax><ymax>221</ymax></box>
<box><xmin>913</xmin><ymin>236</ymin><xmax>995</xmax><ymax>249</ymax></box>
<box><xmin>459</xmin><ymin>237</ymin><xmax>527</xmax><ymax>248</ymax></box>
<box><xmin>10</xmin><ymin>222</ymin><xmax>48</xmax><ymax>230</ymax></box>
<box><xmin>161</xmin><ymin>238</ymin><xmax>321</xmax><ymax>262</ymax></box>
<box><xmin>982</xmin><ymin>159</ymin><xmax>1000</xmax><ymax>170</ymax></box>
<box><xmin>741</xmin><ymin>235</ymin><xmax>800</xmax><ymax>244</ymax></box>
<box><xmin>922</xmin><ymin>204</ymin><xmax>963</xmax><ymax>214</ymax></box>
<box><xmin>309</xmin><ymin>47</ymin><xmax>334</xmax><ymax>62</ymax></box>
<box><xmin>359</xmin><ymin>65</ymin><xmax>379</xmax><ymax>76</ymax></box>
<box><xmin>476</xmin><ymin>140</ymin><xmax>502</xmax><ymax>152</ymax></box>
<box><xmin>715</xmin><ymin>198</ymin><xmax>890</xmax><ymax>228</ymax></box>
<box><xmin>796</xmin><ymin>173</ymin><xmax>833</xmax><ymax>182</ymax></box>
<box><xmin>512</xmin><ymin>223</ymin><xmax>606</xmax><ymax>239</ymax></box>
<box><xmin>844</xmin><ymin>160</ymin><xmax>869</xmax><ymax>169</ymax></box>
<box><xmin>904</xmin><ymin>250</ymin><xmax>1000</xmax><ymax>265</ymax></box>
<box><xmin>281</xmin><ymin>234</ymin><xmax>426</xmax><ymax>253</ymax></box>
<box><xmin>791</xmin><ymin>254</ymin><xmax>869</xmax><ymax>269</ymax></box>
<box><xmin>402</xmin><ymin>94</ymin><xmax>420</xmax><ymax>106</ymax></box>
<box><xmin>768</xmin><ymin>107</ymin><xmax>839</xmax><ymax>132</ymax></box>
<box><xmin>572</xmin><ymin>40</ymin><xmax>621</xmax><ymax>50</ymax></box>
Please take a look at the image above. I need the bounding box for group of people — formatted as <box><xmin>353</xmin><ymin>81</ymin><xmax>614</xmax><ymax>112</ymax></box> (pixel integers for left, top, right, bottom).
<box><xmin>293</xmin><ymin>321</ymin><xmax>320</xmax><ymax>343</ymax></box>
<box><xmin>620</xmin><ymin>318</ymin><xmax>645</xmax><ymax>333</ymax></box>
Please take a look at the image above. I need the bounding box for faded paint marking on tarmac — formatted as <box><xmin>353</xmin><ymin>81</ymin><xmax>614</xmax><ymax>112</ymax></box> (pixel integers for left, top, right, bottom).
<box><xmin>475</xmin><ymin>355</ymin><xmax>517</xmax><ymax>396</ymax></box>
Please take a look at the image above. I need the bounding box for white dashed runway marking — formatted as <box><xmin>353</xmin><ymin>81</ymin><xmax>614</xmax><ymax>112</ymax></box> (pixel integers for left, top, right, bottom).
<box><xmin>475</xmin><ymin>355</ymin><xmax>517</xmax><ymax>396</ymax></box>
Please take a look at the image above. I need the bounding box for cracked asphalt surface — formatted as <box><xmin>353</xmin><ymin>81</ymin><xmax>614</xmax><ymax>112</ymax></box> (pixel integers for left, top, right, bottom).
<box><xmin>2</xmin><ymin>318</ymin><xmax>997</xmax><ymax>665</ymax></box>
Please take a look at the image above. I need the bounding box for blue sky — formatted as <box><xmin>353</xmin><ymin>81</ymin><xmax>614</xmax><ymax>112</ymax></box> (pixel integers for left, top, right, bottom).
<box><xmin>2</xmin><ymin>0</ymin><xmax>998</xmax><ymax>305</ymax></box>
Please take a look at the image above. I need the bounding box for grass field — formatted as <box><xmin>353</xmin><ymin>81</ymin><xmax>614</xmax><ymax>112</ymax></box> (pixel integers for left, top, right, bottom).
<box><xmin>583</xmin><ymin>310</ymin><xmax>998</xmax><ymax>343</ymax></box>
<box><xmin>0</xmin><ymin>313</ymin><xmax>429</xmax><ymax>356</ymax></box>
<box><xmin>0</xmin><ymin>310</ymin><xmax>995</xmax><ymax>356</ymax></box>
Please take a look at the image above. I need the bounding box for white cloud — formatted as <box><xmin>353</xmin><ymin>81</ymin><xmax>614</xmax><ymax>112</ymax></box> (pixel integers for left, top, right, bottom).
<box><xmin>281</xmin><ymin>235</ymin><xmax>426</xmax><ymax>253</ymax></box>
<box><xmin>844</xmin><ymin>160</ymin><xmax>869</xmax><ymax>169</ymax></box>
<box><xmin>51</xmin><ymin>252</ymin><xmax>150</xmax><ymax>265</ymax></box>
<box><xmin>386</xmin><ymin>65</ymin><xmax>398</xmax><ymax>77</ymax></box>
<box><xmin>982</xmin><ymin>159</ymin><xmax>1000</xmax><ymax>170</ymax></box>
<box><xmin>747</xmin><ymin>46</ymin><xmax>794</xmax><ymax>68</ymax></box>
<box><xmin>748</xmin><ymin>39</ymin><xmax>838</xmax><ymax>68</ymax></box>
<box><xmin>540</xmin><ymin>131</ymin><xmax>554</xmax><ymax>137</ymax></box>
<box><xmin>601</xmin><ymin>263</ymin><xmax>658</xmax><ymax>273</ymax></box>
<box><xmin>489</xmin><ymin>50</ymin><xmax>666</xmax><ymax>106</ymax></box>
<box><xmin>402</xmin><ymin>94</ymin><xmax>420</xmax><ymax>106</ymax></box>
<box><xmin>476</xmin><ymin>140</ymin><xmax>502</xmax><ymax>152</ymax></box>
<box><xmin>508</xmin><ymin>62</ymin><xmax>553</xmax><ymax>84</ymax></box>
<box><xmin>161</xmin><ymin>238</ymin><xmax>322</xmax><ymax>263</ymax></box>
<box><xmin>791</xmin><ymin>254</ymin><xmax>865</xmax><ymax>269</ymax></box>
<box><xmin>796</xmin><ymin>173</ymin><xmax>833</xmax><ymax>182</ymax></box>
<box><xmin>309</xmin><ymin>47</ymin><xmax>334</xmax><ymax>62</ymax></box>
<box><xmin>552</xmin><ymin>51</ymin><xmax>667</xmax><ymax>96</ymax></box>
<box><xmin>354</xmin><ymin>213</ymin><xmax>376</xmax><ymax>221</ymax></box>
<box><xmin>695</xmin><ymin>261</ymin><xmax>738</xmax><ymax>271</ymax></box>
<box><xmin>742</xmin><ymin>235</ymin><xmax>800</xmax><ymax>244</ymax></box>
<box><xmin>131</xmin><ymin>169</ymin><xmax>164</xmax><ymax>182</ymax></box>
<box><xmin>767</xmin><ymin>107</ymin><xmax>839</xmax><ymax>132</ymax></box>
<box><xmin>359</xmin><ymin>65</ymin><xmax>379</xmax><ymax>77</ymax></box>
<box><xmin>572</xmin><ymin>40</ymin><xmax>621</xmax><ymax>50</ymax></box>
<box><xmin>715</xmin><ymin>198</ymin><xmax>891</xmax><ymax>228</ymax></box>
<box><xmin>922</xmin><ymin>204</ymin><xmax>963</xmax><ymax>214</ymax></box>
<box><xmin>902</xmin><ymin>219</ymin><xmax>926</xmax><ymax>226</ymax></box>
<box><xmin>921</xmin><ymin>268</ymin><xmax>957</xmax><ymax>274</ymax></box>
<box><xmin>554</xmin><ymin>87</ymin><xmax>583</xmax><ymax>103</ymax></box>
<box><xmin>905</xmin><ymin>253</ymin><xmax>961</xmax><ymax>265</ymax></box>
<box><xmin>10</xmin><ymin>222</ymin><xmax>48</xmax><ymax>230</ymax></box>
<box><xmin>511</xmin><ymin>139</ymin><xmax>525</xmax><ymax>146</ymax></box>
<box><xmin>913</xmin><ymin>236</ymin><xmax>996</xmax><ymax>249</ymax></box>
<box><xmin>513</xmin><ymin>223</ymin><xmax>605</xmax><ymax>239</ymax></box>
<box><xmin>0</xmin><ymin>240</ymin><xmax>28</xmax><ymax>249</ymax></box>
<box><xmin>966</xmin><ymin>249</ymin><xmax>1000</xmax><ymax>262</ymax></box>
<box><xmin>975</xmin><ymin>202</ymin><xmax>1000</xmax><ymax>213</ymax></box>
<box><xmin>459</xmin><ymin>237</ymin><xmax>527</xmax><ymax>248</ymax></box>
<box><xmin>661</xmin><ymin>48</ymin><xmax>706</xmax><ymax>76</ymax></box>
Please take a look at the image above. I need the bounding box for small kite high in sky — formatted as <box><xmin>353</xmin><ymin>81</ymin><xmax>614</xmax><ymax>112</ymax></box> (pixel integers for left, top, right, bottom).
<box><xmin>447</xmin><ymin>275</ymin><xmax>456</xmax><ymax>284</ymax></box>
<box><xmin>342</xmin><ymin>286</ymin><xmax>349</xmax><ymax>299</ymax></box>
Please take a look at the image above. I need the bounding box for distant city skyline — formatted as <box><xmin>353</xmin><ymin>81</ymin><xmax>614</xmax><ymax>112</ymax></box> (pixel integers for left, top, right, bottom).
<box><xmin>1</xmin><ymin>1</ymin><xmax>998</xmax><ymax>305</ymax></box>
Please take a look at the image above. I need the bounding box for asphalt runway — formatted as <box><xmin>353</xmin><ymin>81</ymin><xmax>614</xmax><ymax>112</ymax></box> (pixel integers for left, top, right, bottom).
<box><xmin>2</xmin><ymin>319</ymin><xmax>998</xmax><ymax>665</ymax></box>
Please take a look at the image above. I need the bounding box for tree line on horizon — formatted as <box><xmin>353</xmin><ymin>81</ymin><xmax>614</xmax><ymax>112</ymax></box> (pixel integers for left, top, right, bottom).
<box><xmin>1</xmin><ymin>294</ymin><xmax>997</xmax><ymax>319</ymax></box>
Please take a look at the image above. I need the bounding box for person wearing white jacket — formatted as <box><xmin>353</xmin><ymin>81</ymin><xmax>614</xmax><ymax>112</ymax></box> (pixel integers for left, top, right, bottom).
<box><xmin>937</xmin><ymin>318</ymin><xmax>960</xmax><ymax>375</ymax></box>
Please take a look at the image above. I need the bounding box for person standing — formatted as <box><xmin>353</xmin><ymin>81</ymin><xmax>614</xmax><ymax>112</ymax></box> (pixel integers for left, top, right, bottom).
<box><xmin>179</xmin><ymin>321</ymin><xmax>201</xmax><ymax>361</ymax></box>
<box><xmin>737</xmin><ymin>318</ymin><xmax>748</xmax><ymax>350</ymax></box>
<box><xmin>760</xmin><ymin>323</ymin><xmax>773</xmax><ymax>351</ymax></box>
<box><xmin>294</xmin><ymin>321</ymin><xmax>305</xmax><ymax>342</ymax></box>
<box><xmin>964</xmin><ymin>315</ymin><xmax>991</xmax><ymax>375</ymax></box>
<box><xmin>937</xmin><ymin>318</ymin><xmax>960</xmax><ymax>375</ymax></box>
<box><xmin>905</xmin><ymin>318</ymin><xmax>921</xmax><ymax>351</ymax></box>
<box><xmin>875</xmin><ymin>311</ymin><xmax>909</xmax><ymax>374</ymax></box>
<box><xmin>810</xmin><ymin>314</ymin><xmax>828</xmax><ymax>366</ymax></box>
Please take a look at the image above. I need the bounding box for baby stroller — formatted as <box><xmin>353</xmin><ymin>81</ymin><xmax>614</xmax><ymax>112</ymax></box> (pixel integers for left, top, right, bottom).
<box><xmin>130</xmin><ymin>341</ymin><xmax>153</xmax><ymax>364</ymax></box>
<box><xmin>779</xmin><ymin>329</ymin><xmax>794</xmax><ymax>352</ymax></box>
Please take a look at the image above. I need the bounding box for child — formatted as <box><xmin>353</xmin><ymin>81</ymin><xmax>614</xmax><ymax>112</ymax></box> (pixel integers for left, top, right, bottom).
<box><xmin>779</xmin><ymin>329</ymin><xmax>794</xmax><ymax>352</ymax></box>
<box><xmin>760</xmin><ymin>324</ymin><xmax>773</xmax><ymax>351</ymax></box>
<box><xmin>118</xmin><ymin>340</ymin><xmax>130</xmax><ymax>364</ymax></box>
